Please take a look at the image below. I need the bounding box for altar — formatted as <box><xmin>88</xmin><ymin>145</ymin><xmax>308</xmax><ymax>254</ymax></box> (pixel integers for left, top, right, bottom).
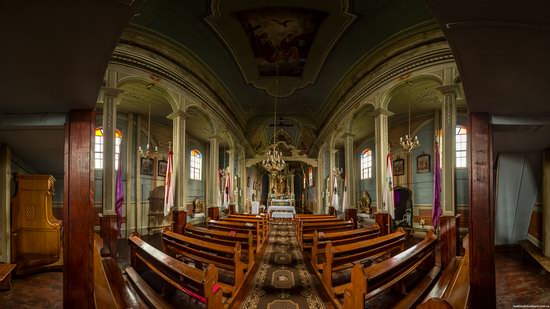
<box><xmin>267</xmin><ymin>197</ymin><xmax>295</xmax><ymax>218</ymax></box>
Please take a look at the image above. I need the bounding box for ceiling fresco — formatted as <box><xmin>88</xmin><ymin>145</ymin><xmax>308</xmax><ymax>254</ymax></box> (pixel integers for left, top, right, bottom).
<box><xmin>235</xmin><ymin>7</ymin><xmax>327</xmax><ymax>77</ymax></box>
<box><xmin>129</xmin><ymin>0</ymin><xmax>435</xmax><ymax>127</ymax></box>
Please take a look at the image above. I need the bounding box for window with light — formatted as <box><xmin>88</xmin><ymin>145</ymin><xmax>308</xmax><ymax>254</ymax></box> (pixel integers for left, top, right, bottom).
<box><xmin>95</xmin><ymin>128</ymin><xmax>122</xmax><ymax>170</ymax></box>
<box><xmin>190</xmin><ymin>149</ymin><xmax>202</xmax><ymax>180</ymax></box>
<box><xmin>360</xmin><ymin>149</ymin><xmax>372</xmax><ymax>179</ymax></box>
<box><xmin>308</xmin><ymin>167</ymin><xmax>313</xmax><ymax>187</ymax></box>
<box><xmin>456</xmin><ymin>126</ymin><xmax>467</xmax><ymax>168</ymax></box>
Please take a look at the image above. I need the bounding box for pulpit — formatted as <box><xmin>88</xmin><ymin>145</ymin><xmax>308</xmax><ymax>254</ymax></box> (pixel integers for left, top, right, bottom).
<box><xmin>10</xmin><ymin>174</ymin><xmax>63</xmax><ymax>275</ymax></box>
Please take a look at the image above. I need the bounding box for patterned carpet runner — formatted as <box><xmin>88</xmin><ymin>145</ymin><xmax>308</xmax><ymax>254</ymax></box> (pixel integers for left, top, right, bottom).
<box><xmin>241</xmin><ymin>222</ymin><xmax>325</xmax><ymax>309</ymax></box>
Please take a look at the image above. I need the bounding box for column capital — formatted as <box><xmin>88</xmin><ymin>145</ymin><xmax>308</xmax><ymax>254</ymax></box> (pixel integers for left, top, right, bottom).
<box><xmin>342</xmin><ymin>132</ymin><xmax>355</xmax><ymax>139</ymax></box>
<box><xmin>372</xmin><ymin>107</ymin><xmax>394</xmax><ymax>117</ymax></box>
<box><xmin>166</xmin><ymin>110</ymin><xmax>191</xmax><ymax>120</ymax></box>
<box><xmin>99</xmin><ymin>86</ymin><xmax>124</xmax><ymax>98</ymax></box>
<box><xmin>209</xmin><ymin>135</ymin><xmax>222</xmax><ymax>142</ymax></box>
<box><xmin>226</xmin><ymin>149</ymin><xmax>235</xmax><ymax>155</ymax></box>
<box><xmin>330</xmin><ymin>148</ymin><xmax>339</xmax><ymax>154</ymax></box>
<box><xmin>436</xmin><ymin>84</ymin><xmax>460</xmax><ymax>97</ymax></box>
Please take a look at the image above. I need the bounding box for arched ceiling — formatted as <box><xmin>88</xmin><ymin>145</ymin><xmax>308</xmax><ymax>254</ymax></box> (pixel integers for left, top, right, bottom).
<box><xmin>129</xmin><ymin>0</ymin><xmax>435</xmax><ymax>128</ymax></box>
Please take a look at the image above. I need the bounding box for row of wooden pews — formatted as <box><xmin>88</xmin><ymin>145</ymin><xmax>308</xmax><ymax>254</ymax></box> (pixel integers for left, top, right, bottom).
<box><xmin>417</xmin><ymin>234</ymin><xmax>470</xmax><ymax>309</ymax></box>
<box><xmin>311</xmin><ymin>224</ymin><xmax>380</xmax><ymax>269</ymax></box>
<box><xmin>115</xmin><ymin>212</ymin><xmax>270</xmax><ymax>308</ymax></box>
<box><xmin>320</xmin><ymin>228</ymin><xmax>406</xmax><ymax>298</ymax></box>
<box><xmin>127</xmin><ymin>233</ymin><xmax>223</xmax><ymax>308</ymax></box>
<box><xmin>298</xmin><ymin>213</ymin><xmax>470</xmax><ymax>309</ymax></box>
<box><xmin>294</xmin><ymin>214</ymin><xmax>355</xmax><ymax>249</ymax></box>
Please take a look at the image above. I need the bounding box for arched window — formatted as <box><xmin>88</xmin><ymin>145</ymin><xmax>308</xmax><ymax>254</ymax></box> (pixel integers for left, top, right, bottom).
<box><xmin>95</xmin><ymin>128</ymin><xmax>123</xmax><ymax>169</ymax></box>
<box><xmin>308</xmin><ymin>166</ymin><xmax>314</xmax><ymax>187</ymax></box>
<box><xmin>190</xmin><ymin>149</ymin><xmax>202</xmax><ymax>180</ymax></box>
<box><xmin>456</xmin><ymin>126</ymin><xmax>467</xmax><ymax>168</ymax></box>
<box><xmin>360</xmin><ymin>149</ymin><xmax>372</xmax><ymax>179</ymax></box>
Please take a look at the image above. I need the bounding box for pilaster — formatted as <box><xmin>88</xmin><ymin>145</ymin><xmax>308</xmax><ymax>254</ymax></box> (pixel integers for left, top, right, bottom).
<box><xmin>167</xmin><ymin>111</ymin><xmax>190</xmax><ymax>211</ymax></box>
<box><xmin>438</xmin><ymin>84</ymin><xmax>459</xmax><ymax>215</ymax></box>
<box><xmin>227</xmin><ymin>149</ymin><xmax>235</xmax><ymax>203</ymax></box>
<box><xmin>101</xmin><ymin>87</ymin><xmax>123</xmax><ymax>215</ymax></box>
<box><xmin>373</xmin><ymin>107</ymin><xmax>393</xmax><ymax>212</ymax></box>
<box><xmin>343</xmin><ymin>133</ymin><xmax>356</xmax><ymax>209</ymax></box>
<box><xmin>209</xmin><ymin>136</ymin><xmax>220</xmax><ymax>209</ymax></box>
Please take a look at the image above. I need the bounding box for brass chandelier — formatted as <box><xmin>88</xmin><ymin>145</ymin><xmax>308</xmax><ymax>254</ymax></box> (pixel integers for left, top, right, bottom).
<box><xmin>400</xmin><ymin>81</ymin><xmax>420</xmax><ymax>152</ymax></box>
<box><xmin>139</xmin><ymin>103</ymin><xmax>159</xmax><ymax>159</ymax></box>
<box><xmin>262</xmin><ymin>67</ymin><xmax>285</xmax><ymax>174</ymax></box>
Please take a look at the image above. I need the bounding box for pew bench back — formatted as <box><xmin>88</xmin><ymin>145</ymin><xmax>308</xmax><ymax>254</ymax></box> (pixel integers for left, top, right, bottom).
<box><xmin>341</xmin><ymin>230</ymin><xmax>439</xmax><ymax>309</ymax></box>
<box><xmin>128</xmin><ymin>234</ymin><xmax>223</xmax><ymax>309</ymax></box>
<box><xmin>311</xmin><ymin>225</ymin><xmax>380</xmax><ymax>268</ymax></box>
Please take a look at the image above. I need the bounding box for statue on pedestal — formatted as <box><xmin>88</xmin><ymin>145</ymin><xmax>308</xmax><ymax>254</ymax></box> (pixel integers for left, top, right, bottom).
<box><xmin>359</xmin><ymin>191</ymin><xmax>372</xmax><ymax>214</ymax></box>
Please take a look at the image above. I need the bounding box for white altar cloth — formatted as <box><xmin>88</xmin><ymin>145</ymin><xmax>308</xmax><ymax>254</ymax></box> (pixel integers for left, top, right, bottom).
<box><xmin>267</xmin><ymin>205</ymin><xmax>296</xmax><ymax>219</ymax></box>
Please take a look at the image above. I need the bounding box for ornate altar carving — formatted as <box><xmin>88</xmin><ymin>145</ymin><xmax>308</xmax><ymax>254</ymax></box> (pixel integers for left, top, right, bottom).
<box><xmin>10</xmin><ymin>174</ymin><xmax>63</xmax><ymax>275</ymax></box>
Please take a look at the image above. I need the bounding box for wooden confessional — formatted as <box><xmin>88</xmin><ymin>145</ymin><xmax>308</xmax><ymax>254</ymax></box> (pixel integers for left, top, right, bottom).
<box><xmin>10</xmin><ymin>174</ymin><xmax>63</xmax><ymax>275</ymax></box>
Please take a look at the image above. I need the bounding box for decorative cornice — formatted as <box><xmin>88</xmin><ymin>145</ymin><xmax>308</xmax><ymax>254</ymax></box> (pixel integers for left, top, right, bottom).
<box><xmin>314</xmin><ymin>48</ymin><xmax>455</xmax><ymax>154</ymax></box>
<box><xmin>110</xmin><ymin>48</ymin><xmax>255</xmax><ymax>156</ymax></box>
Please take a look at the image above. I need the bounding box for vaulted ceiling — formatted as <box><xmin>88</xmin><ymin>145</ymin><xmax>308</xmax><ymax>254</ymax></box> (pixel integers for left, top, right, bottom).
<box><xmin>129</xmin><ymin>0</ymin><xmax>435</xmax><ymax>129</ymax></box>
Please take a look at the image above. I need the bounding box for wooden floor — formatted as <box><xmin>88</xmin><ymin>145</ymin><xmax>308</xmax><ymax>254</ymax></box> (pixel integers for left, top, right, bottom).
<box><xmin>1</xmin><ymin>238</ymin><xmax>549</xmax><ymax>308</ymax></box>
<box><xmin>496</xmin><ymin>245</ymin><xmax>550</xmax><ymax>308</ymax></box>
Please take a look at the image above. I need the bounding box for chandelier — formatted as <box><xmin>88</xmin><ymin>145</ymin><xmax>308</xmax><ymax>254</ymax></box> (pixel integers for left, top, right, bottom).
<box><xmin>400</xmin><ymin>81</ymin><xmax>420</xmax><ymax>152</ymax></box>
<box><xmin>139</xmin><ymin>103</ymin><xmax>159</xmax><ymax>159</ymax></box>
<box><xmin>262</xmin><ymin>66</ymin><xmax>285</xmax><ymax>174</ymax></box>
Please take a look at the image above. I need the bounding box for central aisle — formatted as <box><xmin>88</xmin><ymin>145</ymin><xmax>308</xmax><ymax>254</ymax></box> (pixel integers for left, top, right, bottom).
<box><xmin>241</xmin><ymin>222</ymin><xmax>326</xmax><ymax>309</ymax></box>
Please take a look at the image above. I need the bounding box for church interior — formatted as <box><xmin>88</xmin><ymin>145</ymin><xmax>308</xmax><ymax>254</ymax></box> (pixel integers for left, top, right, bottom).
<box><xmin>1</xmin><ymin>0</ymin><xmax>550</xmax><ymax>308</ymax></box>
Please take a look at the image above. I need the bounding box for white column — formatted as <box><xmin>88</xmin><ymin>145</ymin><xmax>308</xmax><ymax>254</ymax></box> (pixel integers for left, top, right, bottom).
<box><xmin>227</xmin><ymin>149</ymin><xmax>235</xmax><ymax>204</ymax></box>
<box><xmin>438</xmin><ymin>84</ymin><xmax>459</xmax><ymax>215</ymax></box>
<box><xmin>0</xmin><ymin>145</ymin><xmax>11</xmax><ymax>262</ymax></box>
<box><xmin>329</xmin><ymin>148</ymin><xmax>337</xmax><ymax>206</ymax></box>
<box><xmin>209</xmin><ymin>137</ymin><xmax>220</xmax><ymax>208</ymax></box>
<box><xmin>135</xmin><ymin>115</ymin><xmax>142</xmax><ymax>233</ymax></box>
<box><xmin>239</xmin><ymin>156</ymin><xmax>246</xmax><ymax>212</ymax></box>
<box><xmin>125</xmin><ymin>113</ymin><xmax>134</xmax><ymax>237</ymax></box>
<box><xmin>317</xmin><ymin>159</ymin><xmax>324</xmax><ymax>214</ymax></box>
<box><xmin>101</xmin><ymin>87</ymin><xmax>123</xmax><ymax>215</ymax></box>
<box><xmin>343</xmin><ymin>133</ymin><xmax>356</xmax><ymax>209</ymax></box>
<box><xmin>168</xmin><ymin>111</ymin><xmax>189</xmax><ymax>211</ymax></box>
<box><xmin>374</xmin><ymin>107</ymin><xmax>393</xmax><ymax>212</ymax></box>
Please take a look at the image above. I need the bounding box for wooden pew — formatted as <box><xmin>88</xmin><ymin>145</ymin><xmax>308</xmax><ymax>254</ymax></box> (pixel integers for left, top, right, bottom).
<box><xmin>127</xmin><ymin>234</ymin><xmax>223</xmax><ymax>309</ymax></box>
<box><xmin>321</xmin><ymin>228</ymin><xmax>406</xmax><ymax>297</ymax></box>
<box><xmin>311</xmin><ymin>224</ymin><xmax>380</xmax><ymax>269</ymax></box>
<box><xmin>184</xmin><ymin>224</ymin><xmax>255</xmax><ymax>269</ymax></box>
<box><xmin>296</xmin><ymin>217</ymin><xmax>344</xmax><ymax>237</ymax></box>
<box><xmin>162</xmin><ymin>230</ymin><xmax>246</xmax><ymax>297</ymax></box>
<box><xmin>299</xmin><ymin>220</ymin><xmax>354</xmax><ymax>247</ymax></box>
<box><xmin>341</xmin><ymin>230</ymin><xmax>439</xmax><ymax>309</ymax></box>
<box><xmin>222</xmin><ymin>215</ymin><xmax>268</xmax><ymax>240</ymax></box>
<box><xmin>207</xmin><ymin>219</ymin><xmax>263</xmax><ymax>248</ymax></box>
<box><xmin>93</xmin><ymin>234</ymin><xmax>148</xmax><ymax>309</ymax></box>
<box><xmin>296</xmin><ymin>214</ymin><xmax>336</xmax><ymax>219</ymax></box>
<box><xmin>417</xmin><ymin>234</ymin><xmax>470</xmax><ymax>309</ymax></box>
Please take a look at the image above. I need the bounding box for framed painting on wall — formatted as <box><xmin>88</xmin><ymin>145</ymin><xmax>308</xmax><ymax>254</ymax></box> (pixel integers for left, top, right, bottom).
<box><xmin>158</xmin><ymin>160</ymin><xmax>168</xmax><ymax>177</ymax></box>
<box><xmin>140</xmin><ymin>158</ymin><xmax>154</xmax><ymax>176</ymax></box>
<box><xmin>417</xmin><ymin>154</ymin><xmax>431</xmax><ymax>173</ymax></box>
<box><xmin>393</xmin><ymin>159</ymin><xmax>405</xmax><ymax>176</ymax></box>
